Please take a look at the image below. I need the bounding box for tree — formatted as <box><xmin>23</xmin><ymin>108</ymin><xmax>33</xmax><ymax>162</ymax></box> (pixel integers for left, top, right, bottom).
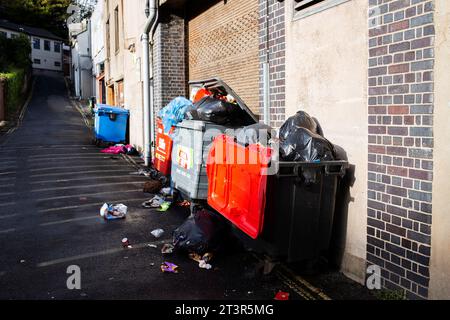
<box><xmin>0</xmin><ymin>0</ymin><xmax>73</xmax><ymax>39</ymax></box>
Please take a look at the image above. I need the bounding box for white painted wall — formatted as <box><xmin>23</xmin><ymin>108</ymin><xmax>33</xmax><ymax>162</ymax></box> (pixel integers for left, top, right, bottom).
<box><xmin>31</xmin><ymin>37</ymin><xmax>63</xmax><ymax>71</ymax></box>
<box><xmin>91</xmin><ymin>0</ymin><xmax>106</xmax><ymax>75</ymax></box>
<box><xmin>285</xmin><ymin>0</ymin><xmax>368</xmax><ymax>283</ymax></box>
<box><xmin>70</xmin><ymin>20</ymin><xmax>93</xmax><ymax>99</ymax></box>
<box><xmin>0</xmin><ymin>27</ymin><xmax>63</xmax><ymax>72</ymax></box>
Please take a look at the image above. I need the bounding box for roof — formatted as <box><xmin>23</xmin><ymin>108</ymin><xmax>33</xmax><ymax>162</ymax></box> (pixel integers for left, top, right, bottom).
<box><xmin>0</xmin><ymin>19</ymin><xmax>64</xmax><ymax>41</ymax></box>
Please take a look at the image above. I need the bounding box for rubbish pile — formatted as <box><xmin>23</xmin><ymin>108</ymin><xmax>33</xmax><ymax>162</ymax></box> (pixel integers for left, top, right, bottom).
<box><xmin>92</xmin><ymin>78</ymin><xmax>347</xmax><ymax>287</ymax></box>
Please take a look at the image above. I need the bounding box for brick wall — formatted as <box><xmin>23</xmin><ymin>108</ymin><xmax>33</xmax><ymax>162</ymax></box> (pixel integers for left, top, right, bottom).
<box><xmin>258</xmin><ymin>0</ymin><xmax>286</xmax><ymax>128</ymax></box>
<box><xmin>367</xmin><ymin>0</ymin><xmax>435</xmax><ymax>299</ymax></box>
<box><xmin>153</xmin><ymin>12</ymin><xmax>187</xmax><ymax>117</ymax></box>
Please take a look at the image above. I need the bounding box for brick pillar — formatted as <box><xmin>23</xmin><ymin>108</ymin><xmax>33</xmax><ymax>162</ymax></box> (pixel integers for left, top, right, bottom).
<box><xmin>259</xmin><ymin>0</ymin><xmax>286</xmax><ymax>128</ymax></box>
<box><xmin>367</xmin><ymin>0</ymin><xmax>435</xmax><ymax>299</ymax></box>
<box><xmin>153</xmin><ymin>12</ymin><xmax>187</xmax><ymax>115</ymax></box>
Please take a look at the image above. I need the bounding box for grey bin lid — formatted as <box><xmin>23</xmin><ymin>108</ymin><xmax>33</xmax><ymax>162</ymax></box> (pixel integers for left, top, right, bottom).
<box><xmin>189</xmin><ymin>77</ymin><xmax>259</xmax><ymax>125</ymax></box>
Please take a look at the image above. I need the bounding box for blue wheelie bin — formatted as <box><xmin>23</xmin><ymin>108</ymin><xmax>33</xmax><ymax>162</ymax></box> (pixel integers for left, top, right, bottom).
<box><xmin>94</xmin><ymin>104</ymin><xmax>129</xmax><ymax>144</ymax></box>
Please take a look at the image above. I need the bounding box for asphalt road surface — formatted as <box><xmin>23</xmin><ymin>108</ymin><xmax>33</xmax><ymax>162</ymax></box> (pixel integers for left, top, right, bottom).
<box><xmin>0</xmin><ymin>71</ymin><xmax>312</xmax><ymax>300</ymax></box>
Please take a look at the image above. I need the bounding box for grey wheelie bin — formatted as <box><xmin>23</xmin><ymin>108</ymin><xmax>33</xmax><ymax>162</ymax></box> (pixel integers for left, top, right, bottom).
<box><xmin>170</xmin><ymin>78</ymin><xmax>259</xmax><ymax>200</ymax></box>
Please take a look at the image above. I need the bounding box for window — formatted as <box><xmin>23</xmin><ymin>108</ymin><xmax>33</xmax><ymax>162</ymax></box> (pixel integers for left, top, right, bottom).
<box><xmin>54</xmin><ymin>61</ymin><xmax>61</xmax><ymax>67</ymax></box>
<box><xmin>10</xmin><ymin>33</ymin><xmax>18</xmax><ymax>39</ymax></box>
<box><xmin>33</xmin><ymin>38</ymin><xmax>40</xmax><ymax>50</ymax></box>
<box><xmin>0</xmin><ymin>31</ymin><xmax>6</xmax><ymax>38</ymax></box>
<box><xmin>34</xmin><ymin>59</ymin><xmax>41</xmax><ymax>64</ymax></box>
<box><xmin>106</xmin><ymin>19</ymin><xmax>110</xmax><ymax>57</ymax></box>
<box><xmin>44</xmin><ymin>40</ymin><xmax>50</xmax><ymax>51</ymax></box>
<box><xmin>114</xmin><ymin>6</ymin><xmax>119</xmax><ymax>52</ymax></box>
<box><xmin>54</xmin><ymin>42</ymin><xmax>61</xmax><ymax>53</ymax></box>
<box><xmin>293</xmin><ymin>0</ymin><xmax>350</xmax><ymax>20</ymax></box>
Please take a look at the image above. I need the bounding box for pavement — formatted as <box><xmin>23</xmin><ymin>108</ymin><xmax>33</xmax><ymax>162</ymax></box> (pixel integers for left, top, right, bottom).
<box><xmin>0</xmin><ymin>71</ymin><xmax>375</xmax><ymax>300</ymax></box>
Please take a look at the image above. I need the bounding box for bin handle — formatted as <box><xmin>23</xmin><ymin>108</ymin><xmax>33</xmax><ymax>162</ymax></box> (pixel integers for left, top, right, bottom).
<box><xmin>324</xmin><ymin>164</ymin><xmax>347</xmax><ymax>177</ymax></box>
<box><xmin>109</xmin><ymin>113</ymin><xmax>117</xmax><ymax>121</ymax></box>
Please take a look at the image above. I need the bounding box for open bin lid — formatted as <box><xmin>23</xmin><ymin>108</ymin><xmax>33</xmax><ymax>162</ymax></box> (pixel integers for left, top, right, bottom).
<box><xmin>189</xmin><ymin>78</ymin><xmax>259</xmax><ymax>125</ymax></box>
<box><xmin>94</xmin><ymin>104</ymin><xmax>129</xmax><ymax>115</ymax></box>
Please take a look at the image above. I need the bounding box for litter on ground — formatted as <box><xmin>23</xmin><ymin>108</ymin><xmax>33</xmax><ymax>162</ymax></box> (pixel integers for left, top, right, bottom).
<box><xmin>150</xmin><ymin>228</ymin><xmax>164</xmax><ymax>238</ymax></box>
<box><xmin>161</xmin><ymin>262</ymin><xmax>179</xmax><ymax>273</ymax></box>
<box><xmin>100</xmin><ymin>203</ymin><xmax>127</xmax><ymax>220</ymax></box>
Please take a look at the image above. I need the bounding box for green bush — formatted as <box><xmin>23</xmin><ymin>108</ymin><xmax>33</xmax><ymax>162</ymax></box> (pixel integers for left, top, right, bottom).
<box><xmin>0</xmin><ymin>34</ymin><xmax>31</xmax><ymax>117</ymax></box>
<box><xmin>0</xmin><ymin>68</ymin><xmax>26</xmax><ymax>114</ymax></box>
<box><xmin>0</xmin><ymin>33</ymin><xmax>32</xmax><ymax>71</ymax></box>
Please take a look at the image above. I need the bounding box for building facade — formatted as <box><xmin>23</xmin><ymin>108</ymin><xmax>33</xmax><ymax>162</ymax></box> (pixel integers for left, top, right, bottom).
<box><xmin>0</xmin><ymin>20</ymin><xmax>63</xmax><ymax>72</ymax></box>
<box><xmin>91</xmin><ymin>0</ymin><xmax>106</xmax><ymax>104</ymax></box>
<box><xmin>70</xmin><ymin>19</ymin><xmax>93</xmax><ymax>100</ymax></box>
<box><xmin>91</xmin><ymin>0</ymin><xmax>450</xmax><ymax>299</ymax></box>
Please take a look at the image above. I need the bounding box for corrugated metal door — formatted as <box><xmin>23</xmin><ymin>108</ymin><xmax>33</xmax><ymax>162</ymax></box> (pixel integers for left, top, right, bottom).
<box><xmin>188</xmin><ymin>0</ymin><xmax>259</xmax><ymax>113</ymax></box>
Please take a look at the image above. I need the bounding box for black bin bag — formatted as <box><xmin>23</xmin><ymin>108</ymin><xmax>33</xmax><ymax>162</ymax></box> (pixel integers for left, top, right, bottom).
<box><xmin>194</xmin><ymin>96</ymin><xmax>254</xmax><ymax>126</ymax></box>
<box><xmin>280</xmin><ymin>128</ymin><xmax>336</xmax><ymax>162</ymax></box>
<box><xmin>173</xmin><ymin>208</ymin><xmax>229</xmax><ymax>254</ymax></box>
<box><xmin>279</xmin><ymin>110</ymin><xmax>335</xmax><ymax>162</ymax></box>
<box><xmin>235</xmin><ymin>123</ymin><xmax>273</xmax><ymax>146</ymax></box>
<box><xmin>279</xmin><ymin>111</ymin><xmax>319</xmax><ymax>140</ymax></box>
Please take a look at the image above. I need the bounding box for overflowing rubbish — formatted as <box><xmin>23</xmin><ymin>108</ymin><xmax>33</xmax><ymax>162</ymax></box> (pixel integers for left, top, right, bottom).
<box><xmin>159</xmin><ymin>97</ymin><xmax>193</xmax><ymax>134</ymax></box>
<box><xmin>142</xmin><ymin>195</ymin><xmax>165</xmax><ymax>209</ymax></box>
<box><xmin>171</xmin><ymin>79</ymin><xmax>258</xmax><ymax>201</ymax></box>
<box><xmin>100</xmin><ymin>203</ymin><xmax>127</xmax><ymax>220</ymax></box>
<box><xmin>161</xmin><ymin>262</ymin><xmax>179</xmax><ymax>273</ymax></box>
<box><xmin>192</xmin><ymin>96</ymin><xmax>240</xmax><ymax>125</ymax></box>
<box><xmin>173</xmin><ymin>208</ymin><xmax>229</xmax><ymax>255</ymax></box>
<box><xmin>151</xmin><ymin>228</ymin><xmax>165</xmax><ymax>238</ymax></box>
<box><xmin>143</xmin><ymin>180</ymin><xmax>163</xmax><ymax>194</ymax></box>
<box><xmin>274</xmin><ymin>291</ymin><xmax>290</xmax><ymax>301</ymax></box>
<box><xmin>279</xmin><ymin>110</ymin><xmax>335</xmax><ymax>162</ymax></box>
<box><xmin>161</xmin><ymin>243</ymin><xmax>175</xmax><ymax>254</ymax></box>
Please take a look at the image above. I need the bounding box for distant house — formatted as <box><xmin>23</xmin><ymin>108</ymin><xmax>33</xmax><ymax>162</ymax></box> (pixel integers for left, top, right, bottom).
<box><xmin>0</xmin><ymin>19</ymin><xmax>64</xmax><ymax>72</ymax></box>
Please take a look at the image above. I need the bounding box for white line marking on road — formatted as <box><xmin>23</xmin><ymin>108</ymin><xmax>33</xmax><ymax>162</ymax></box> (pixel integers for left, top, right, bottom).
<box><xmin>30</xmin><ymin>164</ymin><xmax>133</xmax><ymax>172</ymax></box>
<box><xmin>0</xmin><ymin>192</ymin><xmax>14</xmax><ymax>197</ymax></box>
<box><xmin>37</xmin><ymin>188</ymin><xmax>142</xmax><ymax>202</ymax></box>
<box><xmin>30</xmin><ymin>169</ymin><xmax>132</xmax><ymax>178</ymax></box>
<box><xmin>32</xmin><ymin>181</ymin><xmax>143</xmax><ymax>193</ymax></box>
<box><xmin>0</xmin><ymin>214</ymin><xmax>17</xmax><ymax>219</ymax></box>
<box><xmin>0</xmin><ymin>202</ymin><xmax>15</xmax><ymax>207</ymax></box>
<box><xmin>0</xmin><ymin>171</ymin><xmax>16</xmax><ymax>176</ymax></box>
<box><xmin>38</xmin><ymin>198</ymin><xmax>148</xmax><ymax>213</ymax></box>
<box><xmin>0</xmin><ymin>228</ymin><xmax>15</xmax><ymax>234</ymax></box>
<box><xmin>40</xmin><ymin>216</ymin><xmax>98</xmax><ymax>226</ymax></box>
<box><xmin>36</xmin><ymin>241</ymin><xmax>164</xmax><ymax>267</ymax></box>
<box><xmin>31</xmin><ymin>175</ymin><xmax>147</xmax><ymax>185</ymax></box>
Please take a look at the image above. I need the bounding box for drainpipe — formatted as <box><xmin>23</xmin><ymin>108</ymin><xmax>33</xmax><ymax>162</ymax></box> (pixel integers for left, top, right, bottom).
<box><xmin>263</xmin><ymin>0</ymin><xmax>270</xmax><ymax>125</ymax></box>
<box><xmin>142</xmin><ymin>0</ymin><xmax>158</xmax><ymax>167</ymax></box>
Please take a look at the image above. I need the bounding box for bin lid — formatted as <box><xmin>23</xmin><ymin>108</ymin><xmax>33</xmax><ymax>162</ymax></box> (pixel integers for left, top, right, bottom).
<box><xmin>189</xmin><ymin>78</ymin><xmax>259</xmax><ymax>125</ymax></box>
<box><xmin>95</xmin><ymin>104</ymin><xmax>130</xmax><ymax>115</ymax></box>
